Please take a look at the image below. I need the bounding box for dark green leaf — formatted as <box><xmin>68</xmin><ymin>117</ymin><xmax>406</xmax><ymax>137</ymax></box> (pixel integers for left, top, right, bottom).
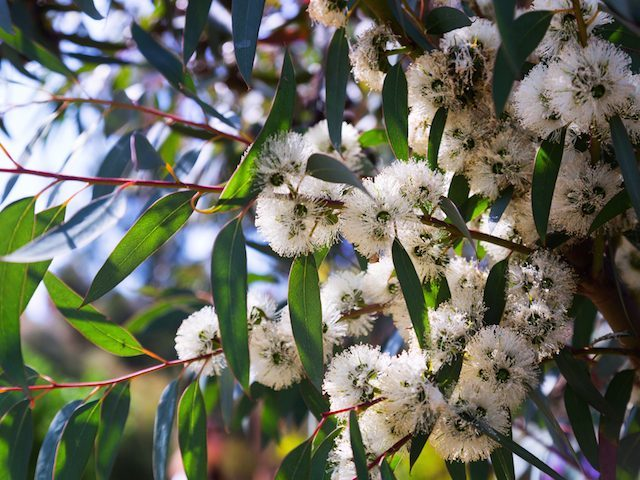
<box><xmin>1</xmin><ymin>193</ymin><xmax>127</xmax><ymax>263</ymax></box>
<box><xmin>359</xmin><ymin>129</ymin><xmax>387</xmax><ymax>148</ymax></box>
<box><xmin>85</xmin><ymin>191</ymin><xmax>194</xmax><ymax>304</ymax></box>
<box><xmin>44</xmin><ymin>273</ymin><xmax>145</xmax><ymax>357</ymax></box>
<box><xmin>127</xmin><ymin>297</ymin><xmax>207</xmax><ymax>334</ymax></box>
<box><xmin>299</xmin><ymin>380</ymin><xmax>332</xmax><ymax>425</ymax></box>
<box><xmin>589</xmin><ymin>190</ymin><xmax>631</xmax><ymax>233</ymax></box>
<box><xmin>215</xmin><ymin>51</ymin><xmax>295</xmax><ymax>211</ymax></box>
<box><xmin>55</xmin><ymin>400</ymin><xmax>101</xmax><ymax>479</ymax></box>
<box><xmin>482</xmin><ymin>258</ymin><xmax>508</xmax><ymax>326</ymax></box>
<box><xmin>532</xmin><ymin>128</ymin><xmax>566</xmax><ymax>243</ymax></box>
<box><xmin>564</xmin><ymin>384</ymin><xmax>599</xmax><ymax>469</ymax></box>
<box><xmin>469</xmin><ymin>461</ymin><xmax>489</xmax><ymax>480</ymax></box>
<box><xmin>445</xmin><ymin>460</ymin><xmax>466</xmax><ymax>480</ymax></box>
<box><xmin>491</xmin><ymin>444</ymin><xmax>515</xmax><ymax>480</ymax></box>
<box><xmin>0</xmin><ymin>400</ymin><xmax>32</xmax><ymax>480</ymax></box>
<box><xmin>219</xmin><ymin>367</ymin><xmax>235</xmax><ymax>431</ymax></box>
<box><xmin>425</xmin><ymin>7</ymin><xmax>471</xmax><ymax>34</ymax></box>
<box><xmin>570</xmin><ymin>295</ymin><xmax>597</xmax><ymax>348</ymax></box>
<box><xmin>610</xmin><ymin>115</ymin><xmax>640</xmax><ymax>219</ymax></box>
<box><xmin>382</xmin><ymin>63</ymin><xmax>409</xmax><ymax>161</ymax></box>
<box><xmin>72</xmin><ymin>0</ymin><xmax>102</xmax><ymax>19</ymax></box>
<box><xmin>0</xmin><ymin>197</ymin><xmax>35</xmax><ymax>391</ymax></box>
<box><xmin>275</xmin><ymin>439</ymin><xmax>312</xmax><ymax>480</ymax></box>
<box><xmin>0</xmin><ymin>0</ymin><xmax>12</xmax><ymax>33</ymax></box>
<box><xmin>555</xmin><ymin>349</ymin><xmax>614</xmax><ymax>416</ymax></box>
<box><xmin>96</xmin><ymin>382</ymin><xmax>131</xmax><ymax>480</ymax></box>
<box><xmin>447</xmin><ymin>174</ymin><xmax>469</xmax><ymax>209</ymax></box>
<box><xmin>380</xmin><ymin>459</ymin><xmax>397</xmax><ymax>480</ymax></box>
<box><xmin>93</xmin><ymin>135</ymin><xmax>132</xmax><ymax>199</ymax></box>
<box><xmin>288</xmin><ymin>254</ymin><xmax>323</xmax><ymax>389</ymax></box>
<box><xmin>349</xmin><ymin>411</ymin><xmax>368</xmax><ymax>480</ymax></box>
<box><xmin>310</xmin><ymin>428</ymin><xmax>342</xmax><ymax>479</ymax></box>
<box><xmin>35</xmin><ymin>400</ymin><xmax>83</xmax><ymax>480</ymax></box>
<box><xmin>211</xmin><ymin>216</ymin><xmax>249</xmax><ymax>390</ymax></box>
<box><xmin>462</xmin><ymin>195</ymin><xmax>490</xmax><ymax>222</ymax></box>
<box><xmin>132</xmin><ymin>132</ymin><xmax>163</xmax><ymax>170</ymax></box>
<box><xmin>427</xmin><ymin>107</ymin><xmax>447</xmax><ymax>170</ymax></box>
<box><xmin>0</xmin><ymin>27</ymin><xmax>74</xmax><ymax>78</ymax></box>
<box><xmin>232</xmin><ymin>0</ymin><xmax>265</xmax><ymax>84</ymax></box>
<box><xmin>183</xmin><ymin>0</ymin><xmax>213</xmax><ymax>63</ymax></box>
<box><xmin>306</xmin><ymin>153</ymin><xmax>368</xmax><ymax>193</ymax></box>
<box><xmin>326</xmin><ymin>28</ymin><xmax>350</xmax><ymax>149</ymax></box>
<box><xmin>392</xmin><ymin>238</ymin><xmax>428</xmax><ymax>349</ymax></box>
<box><xmin>440</xmin><ymin>196</ymin><xmax>475</xmax><ymax>252</ymax></box>
<box><xmin>153</xmin><ymin>380</ymin><xmax>179</xmax><ymax>480</ymax></box>
<box><xmin>178</xmin><ymin>382</ymin><xmax>207</xmax><ymax>480</ymax></box>
<box><xmin>409</xmin><ymin>431</ymin><xmax>429</xmax><ymax>470</ymax></box>
<box><xmin>489</xmin><ymin>187</ymin><xmax>513</xmax><ymax>223</ymax></box>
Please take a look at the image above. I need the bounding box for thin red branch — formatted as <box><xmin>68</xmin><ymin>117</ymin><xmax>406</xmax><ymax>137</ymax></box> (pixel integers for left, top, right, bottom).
<box><xmin>0</xmin><ymin>166</ymin><xmax>225</xmax><ymax>193</ymax></box>
<box><xmin>311</xmin><ymin>397</ymin><xmax>386</xmax><ymax>439</ymax></box>
<box><xmin>364</xmin><ymin>433</ymin><xmax>412</xmax><ymax>474</ymax></box>
<box><xmin>0</xmin><ymin>350</ymin><xmax>223</xmax><ymax>394</ymax></box>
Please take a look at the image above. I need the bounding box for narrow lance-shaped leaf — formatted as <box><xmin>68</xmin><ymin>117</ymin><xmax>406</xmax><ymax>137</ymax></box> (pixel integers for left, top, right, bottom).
<box><xmin>0</xmin><ymin>400</ymin><xmax>33</xmax><ymax>480</ymax></box>
<box><xmin>0</xmin><ymin>0</ymin><xmax>12</xmax><ymax>33</ymax></box>
<box><xmin>131</xmin><ymin>132</ymin><xmax>163</xmax><ymax>170</ymax></box>
<box><xmin>380</xmin><ymin>459</ymin><xmax>397</xmax><ymax>480</ymax></box>
<box><xmin>183</xmin><ymin>0</ymin><xmax>214</xmax><ymax>63</ymax></box>
<box><xmin>482</xmin><ymin>258</ymin><xmax>508</xmax><ymax>326</ymax></box>
<box><xmin>72</xmin><ymin>0</ymin><xmax>102</xmax><ymax>19</ymax></box>
<box><xmin>232</xmin><ymin>0</ymin><xmax>265</xmax><ymax>84</ymax></box>
<box><xmin>54</xmin><ymin>401</ymin><xmax>102</xmax><ymax>479</ymax></box>
<box><xmin>409</xmin><ymin>432</ymin><xmax>429</xmax><ymax>470</ymax></box>
<box><xmin>211</xmin><ymin>216</ymin><xmax>249</xmax><ymax>390</ymax></box>
<box><xmin>0</xmin><ymin>197</ymin><xmax>35</xmax><ymax>390</ymax></box>
<box><xmin>44</xmin><ymin>273</ymin><xmax>146</xmax><ymax>357</ymax></box>
<box><xmin>532</xmin><ymin>127</ymin><xmax>566</xmax><ymax>243</ymax></box>
<box><xmin>215</xmin><ymin>51</ymin><xmax>295</xmax><ymax>211</ymax></box>
<box><xmin>288</xmin><ymin>254</ymin><xmax>324</xmax><ymax>389</ymax></box>
<box><xmin>564</xmin><ymin>384</ymin><xmax>599</xmax><ymax>469</ymax></box>
<box><xmin>178</xmin><ymin>382</ymin><xmax>208</xmax><ymax>480</ymax></box>
<box><xmin>0</xmin><ymin>27</ymin><xmax>74</xmax><ymax>78</ymax></box>
<box><xmin>392</xmin><ymin>238</ymin><xmax>429</xmax><ymax>349</ymax></box>
<box><xmin>275</xmin><ymin>439</ymin><xmax>312</xmax><ymax>480</ymax></box>
<box><xmin>306</xmin><ymin>153</ymin><xmax>368</xmax><ymax>193</ymax></box>
<box><xmin>589</xmin><ymin>189</ymin><xmax>631</xmax><ymax>233</ymax></box>
<box><xmin>445</xmin><ymin>460</ymin><xmax>466</xmax><ymax>480</ymax></box>
<box><xmin>610</xmin><ymin>115</ymin><xmax>640</xmax><ymax>219</ymax></box>
<box><xmin>153</xmin><ymin>380</ymin><xmax>179</xmax><ymax>480</ymax></box>
<box><xmin>96</xmin><ymin>382</ymin><xmax>131</xmax><ymax>480</ymax></box>
<box><xmin>382</xmin><ymin>63</ymin><xmax>409</xmax><ymax>161</ymax></box>
<box><xmin>424</xmin><ymin>7</ymin><xmax>472</xmax><ymax>34</ymax></box>
<box><xmin>93</xmin><ymin>134</ymin><xmax>132</xmax><ymax>199</ymax></box>
<box><xmin>349</xmin><ymin>411</ymin><xmax>369</xmax><ymax>480</ymax></box>
<box><xmin>85</xmin><ymin>191</ymin><xmax>195</xmax><ymax>304</ymax></box>
<box><xmin>491</xmin><ymin>443</ymin><xmax>515</xmax><ymax>480</ymax></box>
<box><xmin>427</xmin><ymin>107</ymin><xmax>447</xmax><ymax>171</ymax></box>
<box><xmin>326</xmin><ymin>28</ymin><xmax>350</xmax><ymax>149</ymax></box>
<box><xmin>310</xmin><ymin>428</ymin><xmax>342</xmax><ymax>479</ymax></box>
<box><xmin>439</xmin><ymin>196</ymin><xmax>475</xmax><ymax>253</ymax></box>
<box><xmin>35</xmin><ymin>400</ymin><xmax>83</xmax><ymax>480</ymax></box>
<box><xmin>1</xmin><ymin>192</ymin><xmax>127</xmax><ymax>263</ymax></box>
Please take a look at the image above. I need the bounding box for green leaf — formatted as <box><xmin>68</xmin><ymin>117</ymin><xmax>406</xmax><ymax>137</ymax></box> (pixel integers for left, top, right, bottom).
<box><xmin>555</xmin><ymin>349</ymin><xmax>614</xmax><ymax>416</ymax></box>
<box><xmin>445</xmin><ymin>460</ymin><xmax>466</xmax><ymax>480</ymax></box>
<box><xmin>489</xmin><ymin>187</ymin><xmax>513</xmax><ymax>223</ymax></box>
<box><xmin>409</xmin><ymin>431</ymin><xmax>429</xmax><ymax>470</ymax></box>
<box><xmin>570</xmin><ymin>295</ymin><xmax>597</xmax><ymax>348</ymax></box>
<box><xmin>92</xmin><ymin>135</ymin><xmax>132</xmax><ymax>199</ymax></box>
<box><xmin>183</xmin><ymin>0</ymin><xmax>213</xmax><ymax>62</ymax></box>
<box><xmin>0</xmin><ymin>400</ymin><xmax>32</xmax><ymax>480</ymax></box>
<box><xmin>564</xmin><ymin>384</ymin><xmax>599</xmax><ymax>469</ymax></box>
<box><xmin>131</xmin><ymin>23</ymin><xmax>193</xmax><ymax>92</ymax></box>
<box><xmin>359</xmin><ymin>129</ymin><xmax>387</xmax><ymax>148</ymax></box>
<box><xmin>482</xmin><ymin>258</ymin><xmax>508</xmax><ymax>326</ymax></box>
<box><xmin>439</xmin><ymin>196</ymin><xmax>475</xmax><ymax>252</ymax></box>
<box><xmin>306</xmin><ymin>153</ymin><xmax>368</xmax><ymax>193</ymax></box>
<box><xmin>219</xmin><ymin>367</ymin><xmax>235</xmax><ymax>431</ymax></box>
<box><xmin>0</xmin><ymin>0</ymin><xmax>12</xmax><ymax>33</ymax></box>
<box><xmin>211</xmin><ymin>216</ymin><xmax>249</xmax><ymax>390</ymax></box>
<box><xmin>310</xmin><ymin>428</ymin><xmax>342</xmax><ymax>479</ymax></box>
<box><xmin>54</xmin><ymin>400</ymin><xmax>101</xmax><ymax>479</ymax></box>
<box><xmin>178</xmin><ymin>382</ymin><xmax>207</xmax><ymax>480</ymax></box>
<box><xmin>447</xmin><ymin>174</ymin><xmax>469</xmax><ymax>209</ymax></box>
<box><xmin>392</xmin><ymin>238</ymin><xmax>428</xmax><ymax>349</ymax></box>
<box><xmin>380</xmin><ymin>459</ymin><xmax>397</xmax><ymax>480</ymax></box>
<box><xmin>382</xmin><ymin>63</ymin><xmax>409</xmax><ymax>161</ymax></box>
<box><xmin>96</xmin><ymin>382</ymin><xmax>130</xmax><ymax>480</ymax></box>
<box><xmin>599</xmin><ymin>369</ymin><xmax>635</xmax><ymax>479</ymax></box>
<box><xmin>0</xmin><ymin>197</ymin><xmax>35</xmax><ymax>391</ymax></box>
<box><xmin>532</xmin><ymin>128</ymin><xmax>566</xmax><ymax>243</ymax></box>
<box><xmin>215</xmin><ymin>51</ymin><xmax>295</xmax><ymax>211</ymax></box>
<box><xmin>492</xmin><ymin>11</ymin><xmax>553</xmax><ymax>115</ymax></box>
<box><xmin>424</xmin><ymin>7</ymin><xmax>472</xmax><ymax>34</ymax></box>
<box><xmin>84</xmin><ymin>191</ymin><xmax>194</xmax><ymax>304</ymax></box>
<box><xmin>427</xmin><ymin>107</ymin><xmax>447</xmax><ymax>171</ymax></box>
<box><xmin>275</xmin><ymin>439</ymin><xmax>312</xmax><ymax>480</ymax></box>
<box><xmin>1</xmin><ymin>193</ymin><xmax>127</xmax><ymax>263</ymax></box>
<box><xmin>131</xmin><ymin>132</ymin><xmax>163</xmax><ymax>170</ymax></box>
<box><xmin>349</xmin><ymin>411</ymin><xmax>369</xmax><ymax>480</ymax></box>
<box><xmin>232</xmin><ymin>0</ymin><xmax>265</xmax><ymax>84</ymax></box>
<box><xmin>72</xmin><ymin>0</ymin><xmax>102</xmax><ymax>19</ymax></box>
<box><xmin>0</xmin><ymin>27</ymin><xmax>74</xmax><ymax>78</ymax></box>
<box><xmin>288</xmin><ymin>254</ymin><xmax>323</xmax><ymax>389</ymax></box>
<box><xmin>44</xmin><ymin>273</ymin><xmax>145</xmax><ymax>357</ymax></box>
<box><xmin>326</xmin><ymin>28</ymin><xmax>350</xmax><ymax>149</ymax></box>
<box><xmin>589</xmin><ymin>190</ymin><xmax>631</xmax><ymax>233</ymax></box>
<box><xmin>35</xmin><ymin>400</ymin><xmax>83</xmax><ymax>480</ymax></box>
<box><xmin>153</xmin><ymin>380</ymin><xmax>179</xmax><ymax>480</ymax></box>
<box><xmin>610</xmin><ymin>115</ymin><xmax>640</xmax><ymax>220</ymax></box>
<box><xmin>491</xmin><ymin>444</ymin><xmax>515</xmax><ymax>480</ymax></box>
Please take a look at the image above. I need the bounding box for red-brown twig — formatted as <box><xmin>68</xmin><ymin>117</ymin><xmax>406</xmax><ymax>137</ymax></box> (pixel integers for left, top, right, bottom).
<box><xmin>311</xmin><ymin>397</ymin><xmax>386</xmax><ymax>439</ymax></box>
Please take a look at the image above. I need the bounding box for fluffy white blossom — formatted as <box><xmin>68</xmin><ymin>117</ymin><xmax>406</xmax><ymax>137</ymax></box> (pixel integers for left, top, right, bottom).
<box><xmin>378</xmin><ymin>349</ymin><xmax>445</xmax><ymax>435</ymax></box>
<box><xmin>445</xmin><ymin>257</ymin><xmax>487</xmax><ymax>324</ymax></box>
<box><xmin>349</xmin><ymin>24</ymin><xmax>399</xmax><ymax>92</ymax></box>
<box><xmin>322</xmin><ymin>303</ymin><xmax>349</xmax><ymax>357</ymax></box>
<box><xmin>440</xmin><ymin>110</ymin><xmax>490</xmax><ymax>172</ymax></box>
<box><xmin>398</xmin><ymin>224</ymin><xmax>449</xmax><ymax>282</ymax></box>
<box><xmin>175</xmin><ymin>306</ymin><xmax>227</xmax><ymax>376</ymax></box>
<box><xmin>460</xmin><ymin>326</ymin><xmax>539</xmax><ymax>408</ymax></box>
<box><xmin>429</xmin><ymin>302</ymin><xmax>472</xmax><ymax>371</ymax></box>
<box><xmin>379</xmin><ymin>159</ymin><xmax>449</xmax><ymax>212</ymax></box>
<box><xmin>514</xmin><ymin>63</ymin><xmax>564</xmax><ymax>138</ymax></box>
<box><xmin>308</xmin><ymin>0</ymin><xmax>347</xmax><ymax>28</ymax></box>
<box><xmin>247</xmin><ymin>289</ymin><xmax>278</xmax><ymax>326</ymax></box>
<box><xmin>323</xmin><ymin>344</ymin><xmax>391</xmax><ymax>411</ymax></box>
<box><xmin>407</xmin><ymin>51</ymin><xmax>458</xmax><ymax>113</ymax></box>
<box><xmin>321</xmin><ymin>270</ymin><xmax>377</xmax><ymax>336</ymax></box>
<box><xmin>361</xmin><ymin>256</ymin><xmax>400</xmax><ymax>306</ymax></box>
<box><xmin>254</xmin><ymin>132</ymin><xmax>313</xmax><ymax>191</ymax></box>
<box><xmin>305</xmin><ymin>120</ymin><xmax>365</xmax><ymax>173</ymax></box>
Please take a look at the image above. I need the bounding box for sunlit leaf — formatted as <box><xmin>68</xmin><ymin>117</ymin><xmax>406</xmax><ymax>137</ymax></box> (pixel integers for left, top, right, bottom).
<box><xmin>178</xmin><ymin>382</ymin><xmax>207</xmax><ymax>480</ymax></box>
<box><xmin>275</xmin><ymin>439</ymin><xmax>311</xmax><ymax>479</ymax></box>
<box><xmin>96</xmin><ymin>383</ymin><xmax>131</xmax><ymax>480</ymax></box>
<box><xmin>0</xmin><ymin>400</ymin><xmax>32</xmax><ymax>480</ymax></box>
<box><xmin>54</xmin><ymin>401</ymin><xmax>101</xmax><ymax>478</ymax></box>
